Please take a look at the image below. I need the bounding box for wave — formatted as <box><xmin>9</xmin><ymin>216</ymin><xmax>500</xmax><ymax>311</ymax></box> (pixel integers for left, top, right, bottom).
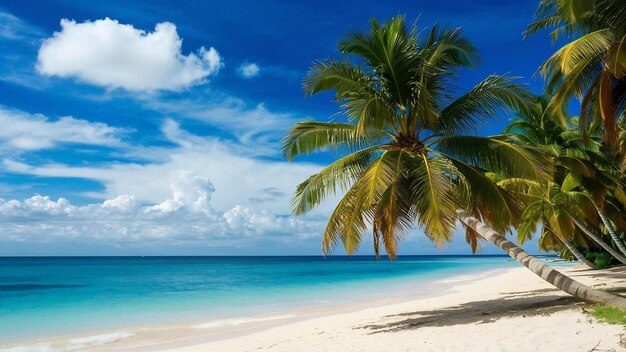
<box><xmin>192</xmin><ymin>314</ymin><xmax>295</xmax><ymax>329</ymax></box>
<box><xmin>67</xmin><ymin>332</ymin><xmax>135</xmax><ymax>350</ymax></box>
<box><xmin>0</xmin><ymin>332</ymin><xmax>134</xmax><ymax>352</ymax></box>
<box><xmin>0</xmin><ymin>344</ymin><xmax>55</xmax><ymax>352</ymax></box>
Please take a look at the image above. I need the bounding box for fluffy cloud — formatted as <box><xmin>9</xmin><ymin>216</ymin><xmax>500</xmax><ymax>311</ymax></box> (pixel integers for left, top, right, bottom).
<box><xmin>2</xmin><ymin>119</ymin><xmax>327</xmax><ymax>215</ymax></box>
<box><xmin>37</xmin><ymin>18</ymin><xmax>222</xmax><ymax>92</ymax></box>
<box><xmin>0</xmin><ymin>170</ymin><xmax>323</xmax><ymax>245</ymax></box>
<box><xmin>238</xmin><ymin>63</ymin><xmax>260</xmax><ymax>78</ymax></box>
<box><xmin>0</xmin><ymin>106</ymin><xmax>126</xmax><ymax>151</ymax></box>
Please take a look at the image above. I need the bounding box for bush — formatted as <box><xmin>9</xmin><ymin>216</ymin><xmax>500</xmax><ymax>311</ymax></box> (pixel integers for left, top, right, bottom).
<box><xmin>584</xmin><ymin>251</ymin><xmax>617</xmax><ymax>269</ymax></box>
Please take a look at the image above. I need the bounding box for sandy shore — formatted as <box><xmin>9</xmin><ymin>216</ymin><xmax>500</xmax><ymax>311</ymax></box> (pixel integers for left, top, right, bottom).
<box><xmin>3</xmin><ymin>265</ymin><xmax>626</xmax><ymax>352</ymax></box>
<box><xmin>161</xmin><ymin>265</ymin><xmax>626</xmax><ymax>352</ymax></box>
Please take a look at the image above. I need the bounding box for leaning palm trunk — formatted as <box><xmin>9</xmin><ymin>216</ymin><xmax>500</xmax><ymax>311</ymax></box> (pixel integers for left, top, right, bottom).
<box><xmin>560</xmin><ymin>237</ymin><xmax>597</xmax><ymax>269</ymax></box>
<box><xmin>571</xmin><ymin>216</ymin><xmax>626</xmax><ymax>265</ymax></box>
<box><xmin>596</xmin><ymin>206</ymin><xmax>626</xmax><ymax>257</ymax></box>
<box><xmin>458</xmin><ymin>210</ymin><xmax>626</xmax><ymax>307</ymax></box>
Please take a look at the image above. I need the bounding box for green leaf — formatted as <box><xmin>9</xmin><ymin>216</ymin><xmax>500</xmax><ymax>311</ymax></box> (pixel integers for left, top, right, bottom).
<box><xmin>282</xmin><ymin>121</ymin><xmax>376</xmax><ymax>160</ymax></box>
<box><xmin>436</xmin><ymin>135</ymin><xmax>554</xmax><ymax>180</ymax></box>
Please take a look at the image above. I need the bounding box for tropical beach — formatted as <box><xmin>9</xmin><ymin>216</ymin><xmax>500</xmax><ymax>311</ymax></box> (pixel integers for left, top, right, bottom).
<box><xmin>166</xmin><ymin>266</ymin><xmax>625</xmax><ymax>352</ymax></box>
<box><xmin>2</xmin><ymin>262</ymin><xmax>626</xmax><ymax>351</ymax></box>
<box><xmin>2</xmin><ymin>0</ymin><xmax>626</xmax><ymax>351</ymax></box>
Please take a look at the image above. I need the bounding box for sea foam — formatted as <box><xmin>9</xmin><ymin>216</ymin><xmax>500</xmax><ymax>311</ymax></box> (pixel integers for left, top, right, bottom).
<box><xmin>0</xmin><ymin>332</ymin><xmax>134</xmax><ymax>352</ymax></box>
<box><xmin>67</xmin><ymin>332</ymin><xmax>135</xmax><ymax>350</ymax></box>
<box><xmin>192</xmin><ymin>314</ymin><xmax>295</xmax><ymax>329</ymax></box>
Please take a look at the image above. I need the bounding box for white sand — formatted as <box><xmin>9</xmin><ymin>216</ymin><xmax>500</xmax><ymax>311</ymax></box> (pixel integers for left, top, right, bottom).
<box><xmin>3</xmin><ymin>265</ymin><xmax>625</xmax><ymax>352</ymax></box>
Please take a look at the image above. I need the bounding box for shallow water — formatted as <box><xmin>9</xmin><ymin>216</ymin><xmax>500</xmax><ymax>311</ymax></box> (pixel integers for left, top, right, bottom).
<box><xmin>0</xmin><ymin>255</ymin><xmax>560</xmax><ymax>343</ymax></box>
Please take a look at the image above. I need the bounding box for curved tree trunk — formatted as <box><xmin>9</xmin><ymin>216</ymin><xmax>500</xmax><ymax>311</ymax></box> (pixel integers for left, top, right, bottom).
<box><xmin>457</xmin><ymin>210</ymin><xmax>626</xmax><ymax>307</ymax></box>
<box><xmin>560</xmin><ymin>237</ymin><xmax>597</xmax><ymax>269</ymax></box>
<box><xmin>596</xmin><ymin>206</ymin><xmax>626</xmax><ymax>257</ymax></box>
<box><xmin>571</xmin><ymin>216</ymin><xmax>626</xmax><ymax>265</ymax></box>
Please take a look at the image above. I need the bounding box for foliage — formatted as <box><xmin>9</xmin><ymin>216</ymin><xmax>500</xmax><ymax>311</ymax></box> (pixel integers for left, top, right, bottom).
<box><xmin>526</xmin><ymin>0</ymin><xmax>626</xmax><ymax>153</ymax></box>
<box><xmin>584</xmin><ymin>250</ymin><xmax>617</xmax><ymax>268</ymax></box>
<box><xmin>283</xmin><ymin>16</ymin><xmax>548</xmax><ymax>258</ymax></box>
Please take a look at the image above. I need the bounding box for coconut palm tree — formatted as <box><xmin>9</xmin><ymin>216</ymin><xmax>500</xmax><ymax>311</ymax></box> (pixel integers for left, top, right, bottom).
<box><xmin>283</xmin><ymin>16</ymin><xmax>626</xmax><ymax>306</ymax></box>
<box><xmin>525</xmin><ymin>0</ymin><xmax>626</xmax><ymax>154</ymax></box>
<box><xmin>563</xmin><ymin>154</ymin><xmax>626</xmax><ymax>257</ymax></box>
<box><xmin>528</xmin><ymin>1</ymin><xmax>626</xmax><ymax>250</ymax></box>
<box><xmin>503</xmin><ymin>97</ymin><xmax>626</xmax><ymax>264</ymax></box>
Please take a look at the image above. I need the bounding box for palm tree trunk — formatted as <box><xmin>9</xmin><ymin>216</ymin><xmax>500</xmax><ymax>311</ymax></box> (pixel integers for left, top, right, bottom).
<box><xmin>560</xmin><ymin>237</ymin><xmax>597</xmax><ymax>269</ymax></box>
<box><xmin>457</xmin><ymin>210</ymin><xmax>626</xmax><ymax>307</ymax></box>
<box><xmin>571</xmin><ymin>216</ymin><xmax>626</xmax><ymax>265</ymax></box>
<box><xmin>596</xmin><ymin>206</ymin><xmax>626</xmax><ymax>257</ymax></box>
<box><xmin>599</xmin><ymin>69</ymin><xmax>619</xmax><ymax>152</ymax></box>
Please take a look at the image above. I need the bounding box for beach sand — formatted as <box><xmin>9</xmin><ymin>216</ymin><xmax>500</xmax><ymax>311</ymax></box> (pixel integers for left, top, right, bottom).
<box><xmin>4</xmin><ymin>265</ymin><xmax>626</xmax><ymax>352</ymax></box>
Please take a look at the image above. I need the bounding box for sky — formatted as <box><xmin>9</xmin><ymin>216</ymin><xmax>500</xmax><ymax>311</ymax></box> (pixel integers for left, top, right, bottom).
<box><xmin>0</xmin><ymin>0</ymin><xmax>558</xmax><ymax>256</ymax></box>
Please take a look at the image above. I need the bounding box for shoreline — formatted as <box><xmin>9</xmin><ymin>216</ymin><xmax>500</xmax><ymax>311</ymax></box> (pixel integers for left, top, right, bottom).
<box><xmin>162</xmin><ymin>265</ymin><xmax>626</xmax><ymax>352</ymax></box>
<box><xmin>0</xmin><ymin>266</ymin><xmax>512</xmax><ymax>352</ymax></box>
<box><xmin>5</xmin><ymin>263</ymin><xmax>625</xmax><ymax>351</ymax></box>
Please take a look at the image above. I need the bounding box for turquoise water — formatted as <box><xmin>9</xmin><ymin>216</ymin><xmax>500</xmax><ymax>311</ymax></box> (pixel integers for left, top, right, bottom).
<box><xmin>0</xmin><ymin>255</ymin><xmax>538</xmax><ymax>343</ymax></box>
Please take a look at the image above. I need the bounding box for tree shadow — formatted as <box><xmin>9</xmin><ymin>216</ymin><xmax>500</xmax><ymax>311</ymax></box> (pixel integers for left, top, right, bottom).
<box><xmin>570</xmin><ymin>266</ymin><xmax>626</xmax><ymax>281</ymax></box>
<box><xmin>357</xmin><ymin>293</ymin><xmax>581</xmax><ymax>334</ymax></box>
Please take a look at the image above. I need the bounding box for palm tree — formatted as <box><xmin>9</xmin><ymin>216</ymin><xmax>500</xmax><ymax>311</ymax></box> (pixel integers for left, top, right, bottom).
<box><xmin>525</xmin><ymin>0</ymin><xmax>626</xmax><ymax>154</ymax></box>
<box><xmin>504</xmin><ymin>176</ymin><xmax>597</xmax><ymax>268</ymax></box>
<box><xmin>528</xmin><ymin>0</ymin><xmax>626</xmax><ymax>252</ymax></box>
<box><xmin>284</xmin><ymin>17</ymin><xmax>626</xmax><ymax>306</ymax></box>
<box><xmin>503</xmin><ymin>97</ymin><xmax>626</xmax><ymax>265</ymax></box>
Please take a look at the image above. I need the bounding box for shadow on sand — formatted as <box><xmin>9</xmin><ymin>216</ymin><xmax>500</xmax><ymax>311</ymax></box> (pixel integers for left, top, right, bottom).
<box><xmin>358</xmin><ymin>293</ymin><xmax>581</xmax><ymax>333</ymax></box>
<box><xmin>358</xmin><ymin>266</ymin><xmax>626</xmax><ymax>334</ymax></box>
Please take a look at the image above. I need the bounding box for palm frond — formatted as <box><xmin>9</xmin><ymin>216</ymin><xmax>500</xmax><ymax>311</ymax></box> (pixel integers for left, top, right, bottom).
<box><xmin>436</xmin><ymin>135</ymin><xmax>554</xmax><ymax>180</ymax></box>
<box><xmin>321</xmin><ymin>181</ymin><xmax>369</xmax><ymax>255</ymax></box>
<box><xmin>304</xmin><ymin>59</ymin><xmax>372</xmax><ymax>96</ymax></box>
<box><xmin>439</xmin><ymin>75</ymin><xmax>532</xmax><ymax>135</ymax></box>
<box><xmin>291</xmin><ymin>147</ymin><xmax>380</xmax><ymax>215</ymax></box>
<box><xmin>412</xmin><ymin>155</ymin><xmax>458</xmax><ymax>245</ymax></box>
<box><xmin>517</xmin><ymin>200</ymin><xmax>544</xmax><ymax>244</ymax></box>
<box><xmin>373</xmin><ymin>176</ymin><xmax>415</xmax><ymax>259</ymax></box>
<box><xmin>282</xmin><ymin>121</ymin><xmax>377</xmax><ymax>160</ymax></box>
<box><xmin>447</xmin><ymin>156</ymin><xmax>522</xmax><ymax>233</ymax></box>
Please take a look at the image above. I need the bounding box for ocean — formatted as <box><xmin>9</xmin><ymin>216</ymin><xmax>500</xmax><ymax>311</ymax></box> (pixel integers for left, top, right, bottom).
<box><xmin>0</xmin><ymin>255</ymin><xmax>553</xmax><ymax>345</ymax></box>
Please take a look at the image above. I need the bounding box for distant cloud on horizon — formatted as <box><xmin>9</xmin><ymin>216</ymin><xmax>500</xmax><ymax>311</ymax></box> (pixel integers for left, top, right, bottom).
<box><xmin>36</xmin><ymin>18</ymin><xmax>223</xmax><ymax>92</ymax></box>
<box><xmin>0</xmin><ymin>169</ymin><xmax>324</xmax><ymax>249</ymax></box>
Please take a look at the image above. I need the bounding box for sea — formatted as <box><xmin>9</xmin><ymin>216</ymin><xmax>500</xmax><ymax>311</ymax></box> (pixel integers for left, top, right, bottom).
<box><xmin>0</xmin><ymin>255</ymin><xmax>565</xmax><ymax>348</ymax></box>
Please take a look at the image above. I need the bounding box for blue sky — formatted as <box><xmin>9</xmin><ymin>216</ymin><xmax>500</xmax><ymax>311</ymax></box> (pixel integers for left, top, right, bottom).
<box><xmin>0</xmin><ymin>0</ymin><xmax>556</xmax><ymax>256</ymax></box>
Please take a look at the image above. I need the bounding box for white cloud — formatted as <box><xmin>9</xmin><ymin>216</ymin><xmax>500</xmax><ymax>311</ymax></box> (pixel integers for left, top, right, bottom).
<box><xmin>0</xmin><ymin>106</ymin><xmax>126</xmax><ymax>151</ymax></box>
<box><xmin>0</xmin><ymin>122</ymin><xmax>504</xmax><ymax>255</ymax></box>
<box><xmin>145</xmin><ymin>97</ymin><xmax>297</xmax><ymax>152</ymax></box>
<box><xmin>2</xmin><ymin>119</ymin><xmax>329</xmax><ymax>216</ymax></box>
<box><xmin>0</xmin><ymin>11</ymin><xmax>43</xmax><ymax>41</ymax></box>
<box><xmin>0</xmin><ymin>170</ymin><xmax>323</xmax><ymax>246</ymax></box>
<box><xmin>238</xmin><ymin>63</ymin><xmax>260</xmax><ymax>78</ymax></box>
<box><xmin>37</xmin><ymin>18</ymin><xmax>222</xmax><ymax>92</ymax></box>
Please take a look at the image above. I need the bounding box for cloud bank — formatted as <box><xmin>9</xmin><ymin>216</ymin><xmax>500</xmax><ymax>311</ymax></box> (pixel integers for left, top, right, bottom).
<box><xmin>37</xmin><ymin>18</ymin><xmax>222</xmax><ymax>92</ymax></box>
<box><xmin>0</xmin><ymin>170</ymin><xmax>323</xmax><ymax>246</ymax></box>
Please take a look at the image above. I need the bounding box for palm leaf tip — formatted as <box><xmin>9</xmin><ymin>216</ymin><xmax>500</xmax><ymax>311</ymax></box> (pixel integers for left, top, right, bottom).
<box><xmin>281</xmin><ymin>121</ymin><xmax>366</xmax><ymax>160</ymax></box>
<box><xmin>438</xmin><ymin>75</ymin><xmax>534</xmax><ymax>135</ymax></box>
